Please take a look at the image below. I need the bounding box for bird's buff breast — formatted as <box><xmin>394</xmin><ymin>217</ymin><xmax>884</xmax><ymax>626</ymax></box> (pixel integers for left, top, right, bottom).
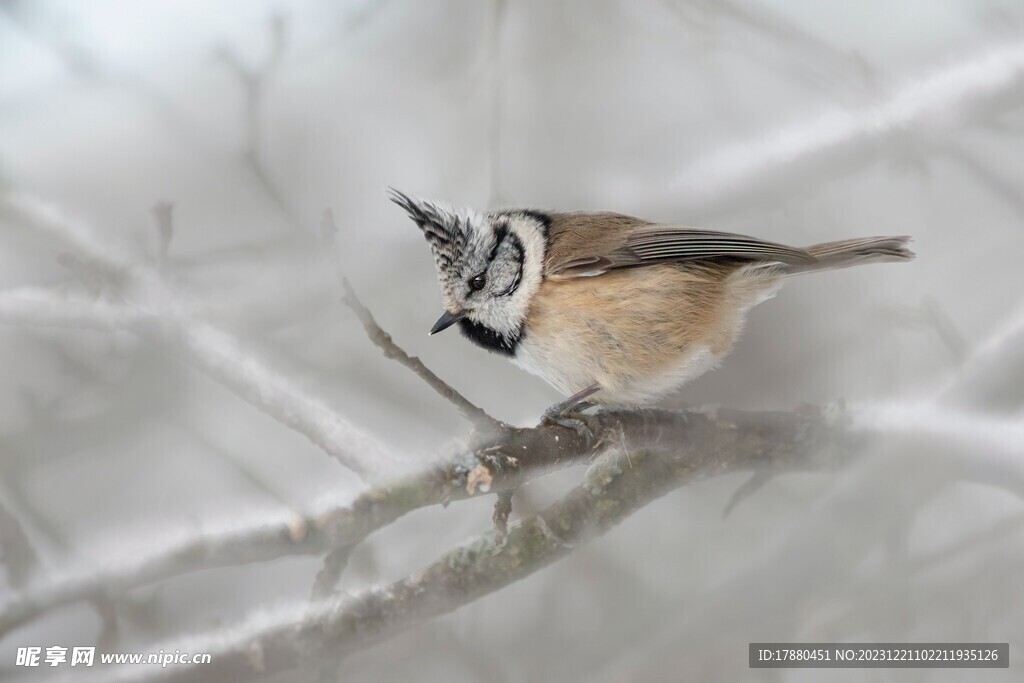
<box><xmin>513</xmin><ymin>264</ymin><xmax>761</xmax><ymax>405</ymax></box>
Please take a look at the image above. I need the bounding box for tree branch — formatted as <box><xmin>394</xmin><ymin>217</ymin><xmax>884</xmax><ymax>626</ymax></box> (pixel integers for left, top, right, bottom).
<box><xmin>0</xmin><ymin>405</ymin><xmax>843</xmax><ymax>639</ymax></box>
<box><xmin>341</xmin><ymin>278</ymin><xmax>501</xmax><ymax>431</ymax></box>
<box><xmin>1</xmin><ymin>192</ymin><xmax>401</xmax><ymax>480</ymax></box>
<box><xmin>132</xmin><ymin>405</ymin><xmax>846</xmax><ymax>682</ymax></box>
<box><xmin>663</xmin><ymin>44</ymin><xmax>1024</xmax><ymax>218</ymax></box>
<box><xmin>0</xmin><ymin>287</ymin><xmax>149</xmax><ymax>331</ymax></box>
<box><xmin>0</xmin><ymin>499</ymin><xmax>39</xmax><ymax>590</ymax></box>
<box><xmin>939</xmin><ymin>301</ymin><xmax>1024</xmax><ymax>413</ymax></box>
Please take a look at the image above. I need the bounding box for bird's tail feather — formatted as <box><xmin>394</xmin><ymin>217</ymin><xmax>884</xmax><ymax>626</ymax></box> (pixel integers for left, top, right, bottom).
<box><xmin>783</xmin><ymin>236</ymin><xmax>915</xmax><ymax>275</ymax></box>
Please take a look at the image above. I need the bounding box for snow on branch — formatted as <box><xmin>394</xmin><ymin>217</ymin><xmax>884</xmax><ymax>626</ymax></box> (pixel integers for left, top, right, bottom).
<box><xmin>668</xmin><ymin>43</ymin><xmax>1024</xmax><ymax>215</ymax></box>
<box><xmin>112</xmin><ymin>405</ymin><xmax>845</xmax><ymax>682</ymax></box>
<box><xmin>0</xmin><ymin>287</ymin><xmax>149</xmax><ymax>331</ymax></box>
<box><xmin>0</xmin><ymin>402</ymin><xmax>840</xmax><ymax>640</ymax></box>
<box><xmin>1</xmin><ymin>192</ymin><xmax>400</xmax><ymax>480</ymax></box>
<box><xmin>939</xmin><ymin>301</ymin><xmax>1024</xmax><ymax>413</ymax></box>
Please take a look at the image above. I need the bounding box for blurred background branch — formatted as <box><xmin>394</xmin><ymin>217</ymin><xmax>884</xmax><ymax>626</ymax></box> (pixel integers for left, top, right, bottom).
<box><xmin>2</xmin><ymin>192</ymin><xmax>400</xmax><ymax>481</ymax></box>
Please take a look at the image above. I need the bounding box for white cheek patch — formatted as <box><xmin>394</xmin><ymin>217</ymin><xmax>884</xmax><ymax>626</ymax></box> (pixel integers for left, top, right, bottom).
<box><xmin>489</xmin><ymin>244</ymin><xmax>523</xmax><ymax>295</ymax></box>
<box><xmin>501</xmin><ymin>222</ymin><xmax>544</xmax><ymax>327</ymax></box>
<box><xmin>468</xmin><ymin>216</ymin><xmax>547</xmax><ymax>339</ymax></box>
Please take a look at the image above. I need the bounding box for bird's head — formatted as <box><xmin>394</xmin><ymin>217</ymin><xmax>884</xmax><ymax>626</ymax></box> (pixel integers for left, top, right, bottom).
<box><xmin>388</xmin><ymin>188</ymin><xmax>548</xmax><ymax>350</ymax></box>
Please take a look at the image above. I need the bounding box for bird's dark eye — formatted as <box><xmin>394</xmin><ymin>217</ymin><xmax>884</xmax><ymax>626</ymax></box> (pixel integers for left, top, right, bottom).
<box><xmin>469</xmin><ymin>273</ymin><xmax>487</xmax><ymax>291</ymax></box>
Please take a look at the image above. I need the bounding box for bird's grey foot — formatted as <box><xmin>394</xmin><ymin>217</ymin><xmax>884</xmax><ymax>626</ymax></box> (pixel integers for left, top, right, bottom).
<box><xmin>539</xmin><ymin>402</ymin><xmax>593</xmax><ymax>444</ymax></box>
<box><xmin>545</xmin><ymin>384</ymin><xmax>602</xmax><ymax>417</ymax></box>
<box><xmin>572</xmin><ymin>400</ymin><xmax>599</xmax><ymax>414</ymax></box>
<box><xmin>538</xmin><ymin>383</ymin><xmax>602</xmax><ymax>444</ymax></box>
<box><xmin>540</xmin><ymin>410</ymin><xmax>593</xmax><ymax>445</ymax></box>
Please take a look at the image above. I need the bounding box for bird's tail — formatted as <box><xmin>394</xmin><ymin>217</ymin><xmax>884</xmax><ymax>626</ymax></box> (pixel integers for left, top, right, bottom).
<box><xmin>783</xmin><ymin>236</ymin><xmax>915</xmax><ymax>275</ymax></box>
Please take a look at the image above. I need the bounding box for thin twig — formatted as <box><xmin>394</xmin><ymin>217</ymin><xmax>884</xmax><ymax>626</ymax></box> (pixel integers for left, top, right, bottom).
<box><xmin>492</xmin><ymin>490</ymin><xmax>514</xmax><ymax>544</ymax></box>
<box><xmin>939</xmin><ymin>301</ymin><xmax>1024</xmax><ymax>412</ymax></box>
<box><xmin>151</xmin><ymin>201</ymin><xmax>173</xmax><ymax>267</ymax></box>
<box><xmin>484</xmin><ymin>0</ymin><xmax>508</xmax><ymax>207</ymax></box>
<box><xmin>661</xmin><ymin>0</ymin><xmax>875</xmax><ymax>96</ymax></box>
<box><xmin>721</xmin><ymin>468</ymin><xmax>776</xmax><ymax>518</ymax></box>
<box><xmin>92</xmin><ymin>592</ymin><xmax>120</xmax><ymax>651</ymax></box>
<box><xmin>0</xmin><ymin>498</ymin><xmax>39</xmax><ymax>590</ymax></box>
<box><xmin>214</xmin><ymin>12</ymin><xmax>302</xmax><ymax>232</ymax></box>
<box><xmin>311</xmin><ymin>546</ymin><xmax>354</xmax><ymax>600</ymax></box>
<box><xmin>342</xmin><ymin>278</ymin><xmax>502</xmax><ymax>431</ymax></box>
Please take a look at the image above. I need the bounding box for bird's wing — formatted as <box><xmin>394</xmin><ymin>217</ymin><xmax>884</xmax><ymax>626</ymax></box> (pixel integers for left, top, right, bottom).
<box><xmin>545</xmin><ymin>212</ymin><xmax>816</xmax><ymax>279</ymax></box>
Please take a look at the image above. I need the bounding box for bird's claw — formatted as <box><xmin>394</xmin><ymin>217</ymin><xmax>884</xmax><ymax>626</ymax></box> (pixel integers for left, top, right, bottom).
<box><xmin>540</xmin><ymin>408</ymin><xmax>595</xmax><ymax>446</ymax></box>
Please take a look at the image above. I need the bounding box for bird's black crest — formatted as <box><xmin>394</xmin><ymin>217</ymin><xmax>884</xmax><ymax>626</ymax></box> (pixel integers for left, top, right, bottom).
<box><xmin>388</xmin><ymin>187</ymin><xmax>469</xmax><ymax>280</ymax></box>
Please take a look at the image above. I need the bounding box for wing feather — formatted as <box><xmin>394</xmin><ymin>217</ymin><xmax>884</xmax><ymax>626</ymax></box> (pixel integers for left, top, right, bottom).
<box><xmin>626</xmin><ymin>227</ymin><xmax>814</xmax><ymax>264</ymax></box>
<box><xmin>545</xmin><ymin>214</ymin><xmax>816</xmax><ymax>279</ymax></box>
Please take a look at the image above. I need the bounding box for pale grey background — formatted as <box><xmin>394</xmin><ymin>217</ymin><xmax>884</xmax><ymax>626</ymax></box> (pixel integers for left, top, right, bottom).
<box><xmin>1</xmin><ymin>1</ymin><xmax>1022</xmax><ymax>681</ymax></box>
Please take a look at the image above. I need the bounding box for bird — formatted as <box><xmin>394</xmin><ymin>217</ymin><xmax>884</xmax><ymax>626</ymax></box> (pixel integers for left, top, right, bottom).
<box><xmin>388</xmin><ymin>188</ymin><xmax>913</xmax><ymax>426</ymax></box>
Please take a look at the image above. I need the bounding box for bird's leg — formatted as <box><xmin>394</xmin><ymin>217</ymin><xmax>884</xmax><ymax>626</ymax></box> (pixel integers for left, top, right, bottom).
<box><xmin>540</xmin><ymin>383</ymin><xmax>601</xmax><ymax>444</ymax></box>
<box><xmin>544</xmin><ymin>383</ymin><xmax>601</xmax><ymax>417</ymax></box>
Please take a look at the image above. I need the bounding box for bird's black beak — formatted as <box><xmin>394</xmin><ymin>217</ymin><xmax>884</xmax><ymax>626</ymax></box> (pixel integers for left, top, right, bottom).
<box><xmin>429</xmin><ymin>309</ymin><xmax>467</xmax><ymax>335</ymax></box>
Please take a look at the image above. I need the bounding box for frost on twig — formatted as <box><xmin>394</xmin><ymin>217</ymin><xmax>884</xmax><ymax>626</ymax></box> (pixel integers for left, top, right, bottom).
<box><xmin>170</xmin><ymin>317</ymin><xmax>397</xmax><ymax>479</ymax></box>
<box><xmin>310</xmin><ymin>546</ymin><xmax>354</xmax><ymax>601</ymax></box>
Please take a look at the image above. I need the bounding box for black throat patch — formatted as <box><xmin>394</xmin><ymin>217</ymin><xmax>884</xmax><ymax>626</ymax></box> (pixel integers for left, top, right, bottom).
<box><xmin>457</xmin><ymin>318</ymin><xmax>522</xmax><ymax>356</ymax></box>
